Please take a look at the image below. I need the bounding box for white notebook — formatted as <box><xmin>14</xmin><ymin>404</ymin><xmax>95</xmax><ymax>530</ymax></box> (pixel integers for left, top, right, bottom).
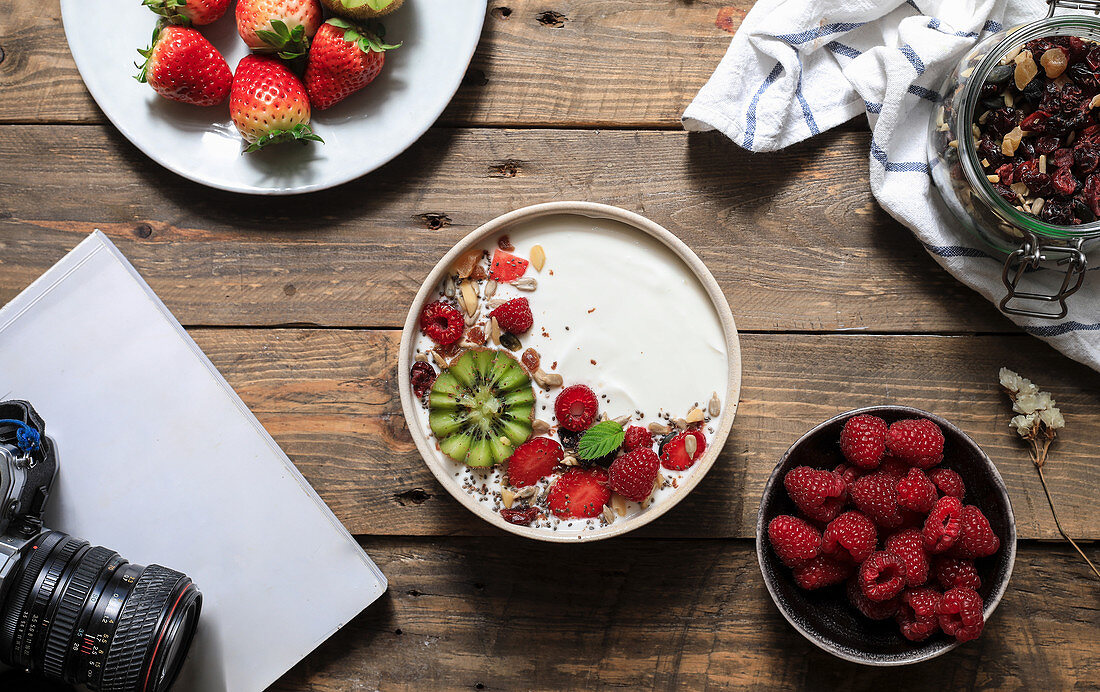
<box><xmin>0</xmin><ymin>232</ymin><xmax>386</xmax><ymax>691</ymax></box>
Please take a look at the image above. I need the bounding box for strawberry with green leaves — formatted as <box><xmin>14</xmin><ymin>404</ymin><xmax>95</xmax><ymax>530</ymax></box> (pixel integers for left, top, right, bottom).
<box><xmin>142</xmin><ymin>0</ymin><xmax>231</xmax><ymax>26</ymax></box>
<box><xmin>236</xmin><ymin>0</ymin><xmax>323</xmax><ymax>58</ymax></box>
<box><xmin>135</xmin><ymin>23</ymin><xmax>232</xmax><ymax>106</ymax></box>
<box><xmin>230</xmin><ymin>55</ymin><xmax>323</xmax><ymax>152</ymax></box>
<box><xmin>305</xmin><ymin>18</ymin><xmax>399</xmax><ymax>109</ymax></box>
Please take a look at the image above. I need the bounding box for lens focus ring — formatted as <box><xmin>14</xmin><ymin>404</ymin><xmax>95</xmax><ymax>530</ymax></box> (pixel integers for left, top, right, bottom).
<box><xmin>100</xmin><ymin>565</ymin><xmax>187</xmax><ymax>692</ymax></box>
<box><xmin>22</xmin><ymin>537</ymin><xmax>86</xmax><ymax>666</ymax></box>
<box><xmin>41</xmin><ymin>545</ymin><xmax>116</xmax><ymax>680</ymax></box>
<box><xmin>0</xmin><ymin>531</ymin><xmax>64</xmax><ymax>658</ymax></box>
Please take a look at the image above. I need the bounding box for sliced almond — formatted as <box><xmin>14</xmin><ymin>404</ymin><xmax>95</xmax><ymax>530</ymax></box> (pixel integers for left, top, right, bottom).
<box><xmin>532</xmin><ymin>419</ymin><xmax>551</xmax><ymax>435</ymax></box>
<box><xmin>414</xmin><ymin>353</ymin><xmax>429</xmax><ymax>363</ymax></box>
<box><xmin>530</xmin><ymin>244</ymin><xmax>546</xmax><ymax>272</ymax></box>
<box><xmin>460</xmin><ymin>280</ymin><xmax>478</xmax><ymax>317</ymax></box>
<box><xmin>611</xmin><ymin>493</ymin><xmax>628</xmax><ymax>516</ymax></box>
<box><xmin>490</xmin><ymin>316</ymin><xmax>501</xmax><ymax>346</ymax></box>
<box><xmin>684</xmin><ymin>434</ymin><xmax>698</xmax><ymax>460</ymax></box>
<box><xmin>512</xmin><ymin>277</ymin><xmax>537</xmax><ymax>291</ymax></box>
<box><xmin>514</xmin><ymin>486</ymin><xmax>537</xmax><ymax>500</ymax></box>
<box><xmin>430</xmin><ymin>350</ymin><xmax>448</xmax><ymax>369</ymax></box>
<box><xmin>484</xmin><ymin>279</ymin><xmax>498</xmax><ymax>299</ymax></box>
<box><xmin>708</xmin><ymin>392</ymin><xmax>721</xmax><ymax>418</ymax></box>
<box><xmin>533</xmin><ymin>368</ymin><xmax>564</xmax><ymax>389</ymax></box>
<box><xmin>686</xmin><ymin>407</ymin><xmax>705</xmax><ymax>424</ymax></box>
<box><xmin>501</xmin><ymin>487</ymin><xmax>515</xmax><ymax>509</ymax></box>
<box><xmin>648</xmin><ymin>422</ymin><xmax>671</xmax><ymax>435</ymax></box>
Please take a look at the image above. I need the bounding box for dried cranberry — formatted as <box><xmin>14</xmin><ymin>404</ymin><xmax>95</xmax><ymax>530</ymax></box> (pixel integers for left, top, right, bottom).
<box><xmin>497</xmin><ymin>235</ymin><xmax>514</xmax><ymax>251</ymax></box>
<box><xmin>1074</xmin><ymin>144</ymin><xmax>1100</xmax><ymax>174</ymax></box>
<box><xmin>1074</xmin><ymin>195</ymin><xmax>1097</xmax><ymax>222</ymax></box>
<box><xmin>978</xmin><ymin>136</ymin><xmax>1006</xmax><ymax>166</ymax></box>
<box><xmin>1052</xmin><ymin>166</ymin><xmax>1080</xmax><ymax>196</ymax></box>
<box><xmin>1022</xmin><ymin>78</ymin><xmax>1046</xmax><ymax>105</ymax></box>
<box><xmin>1020</xmin><ymin>169</ymin><xmax>1053</xmax><ymax>197</ymax></box>
<box><xmin>410</xmin><ymin>361</ymin><xmax>437</xmax><ymax>398</ymax></box>
<box><xmin>996</xmin><ymin>163</ymin><xmax>1016</xmax><ymax>185</ymax></box>
<box><xmin>980</xmin><ymin>82</ymin><xmax>1001</xmax><ymax>99</ymax></box>
<box><xmin>1038</xmin><ymin>84</ymin><xmax>1063</xmax><ymax>113</ymax></box>
<box><xmin>1053</xmin><ymin>147</ymin><xmax>1075</xmax><ymax>168</ymax></box>
<box><xmin>1061</xmin><ymin>85</ymin><xmax>1084</xmax><ymax>112</ymax></box>
<box><xmin>1035</xmin><ymin>136</ymin><xmax>1061</xmax><ymax>155</ymax></box>
<box><xmin>986</xmin><ymin>108</ymin><xmax>1020</xmax><ymax>138</ymax></box>
<box><xmin>1015</xmin><ymin>138</ymin><xmax>1036</xmax><ymax>162</ymax></box>
<box><xmin>1068</xmin><ymin>36</ymin><xmax>1088</xmax><ymax>62</ymax></box>
<box><xmin>1041</xmin><ymin>197</ymin><xmax>1074</xmax><ymax>224</ymax></box>
<box><xmin>500</xmin><ymin>506</ymin><xmax>538</xmax><ymax>525</ymax></box>
<box><xmin>1021</xmin><ymin>110</ymin><xmax>1050</xmax><ymax>134</ymax></box>
<box><xmin>521</xmin><ymin>348</ymin><xmax>540</xmax><ymax>372</ymax></box>
<box><xmin>1067</xmin><ymin>62</ymin><xmax>1098</xmax><ymax>90</ymax></box>
<box><xmin>1087</xmin><ymin>46</ymin><xmax>1100</xmax><ymax>70</ymax></box>
<box><xmin>993</xmin><ymin>182</ymin><xmax>1018</xmax><ymax>204</ymax></box>
<box><xmin>1083</xmin><ymin>173</ymin><xmax>1100</xmax><ymax>217</ymax></box>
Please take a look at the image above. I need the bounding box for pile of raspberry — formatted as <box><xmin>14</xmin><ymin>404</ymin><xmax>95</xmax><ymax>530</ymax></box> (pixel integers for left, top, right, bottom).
<box><xmin>767</xmin><ymin>414</ymin><xmax>1001</xmax><ymax>644</ymax></box>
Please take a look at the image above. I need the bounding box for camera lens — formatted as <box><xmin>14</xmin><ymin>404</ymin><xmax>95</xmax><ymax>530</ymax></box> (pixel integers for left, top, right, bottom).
<box><xmin>0</xmin><ymin>531</ymin><xmax>201</xmax><ymax>692</ymax></box>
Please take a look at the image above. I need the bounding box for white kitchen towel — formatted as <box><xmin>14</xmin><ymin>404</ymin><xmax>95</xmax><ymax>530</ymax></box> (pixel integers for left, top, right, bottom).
<box><xmin>683</xmin><ymin>0</ymin><xmax>1100</xmax><ymax>373</ymax></box>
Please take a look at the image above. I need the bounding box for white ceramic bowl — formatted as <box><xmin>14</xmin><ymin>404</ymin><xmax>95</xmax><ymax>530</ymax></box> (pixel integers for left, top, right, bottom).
<box><xmin>61</xmin><ymin>0</ymin><xmax>485</xmax><ymax>195</ymax></box>
<box><xmin>398</xmin><ymin>202</ymin><xmax>743</xmax><ymax>541</ymax></box>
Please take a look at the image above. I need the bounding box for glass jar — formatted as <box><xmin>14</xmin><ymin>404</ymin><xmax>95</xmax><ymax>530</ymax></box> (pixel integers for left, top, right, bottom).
<box><xmin>928</xmin><ymin>1</ymin><xmax>1100</xmax><ymax>319</ymax></box>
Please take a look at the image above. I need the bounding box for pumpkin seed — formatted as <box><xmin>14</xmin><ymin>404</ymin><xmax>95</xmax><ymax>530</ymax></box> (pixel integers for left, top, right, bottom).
<box><xmin>708</xmin><ymin>392</ymin><xmax>721</xmax><ymax>418</ymax></box>
<box><xmin>514</xmin><ymin>486</ymin><xmax>537</xmax><ymax>500</ymax></box>
<box><xmin>532</xmin><ymin>419</ymin><xmax>551</xmax><ymax>435</ymax></box>
<box><xmin>512</xmin><ymin>277</ymin><xmax>537</xmax><ymax>291</ymax></box>
<box><xmin>648</xmin><ymin>422</ymin><xmax>671</xmax><ymax>435</ymax></box>
<box><xmin>684</xmin><ymin>435</ymin><xmax>698</xmax><ymax>459</ymax></box>
<box><xmin>500</xmin><ymin>332</ymin><xmax>521</xmax><ymax>351</ymax></box>
<box><xmin>484</xmin><ymin>279</ymin><xmax>498</xmax><ymax>299</ymax></box>
<box><xmin>533</xmin><ymin>368</ymin><xmax>564</xmax><ymax>389</ymax></box>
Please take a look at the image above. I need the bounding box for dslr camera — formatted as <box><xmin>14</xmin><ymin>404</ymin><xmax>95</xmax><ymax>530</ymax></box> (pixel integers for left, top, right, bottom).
<box><xmin>0</xmin><ymin>401</ymin><xmax>201</xmax><ymax>691</ymax></box>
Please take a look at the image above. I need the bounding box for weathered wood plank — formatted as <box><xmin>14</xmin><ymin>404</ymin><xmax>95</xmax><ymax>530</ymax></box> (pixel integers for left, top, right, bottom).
<box><xmin>0</xmin><ymin>125</ymin><xmax>1018</xmax><ymax>333</ymax></box>
<box><xmin>258</xmin><ymin>539</ymin><xmax>1094</xmax><ymax>691</ymax></box>
<box><xmin>186</xmin><ymin>328</ymin><xmax>1100</xmax><ymax>540</ymax></box>
<box><xmin>0</xmin><ymin>1</ymin><xmax>748</xmax><ymax>126</ymax></box>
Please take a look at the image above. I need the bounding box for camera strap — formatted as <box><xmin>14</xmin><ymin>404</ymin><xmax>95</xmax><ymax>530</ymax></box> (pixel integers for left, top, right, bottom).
<box><xmin>0</xmin><ymin>419</ymin><xmax>41</xmax><ymax>454</ymax></box>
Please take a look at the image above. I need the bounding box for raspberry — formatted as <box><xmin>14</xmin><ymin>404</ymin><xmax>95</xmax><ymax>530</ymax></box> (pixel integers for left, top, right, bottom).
<box><xmin>659</xmin><ymin>430</ymin><xmax>706</xmax><ymax>471</ymax></box>
<box><xmin>608</xmin><ymin>448</ymin><xmax>660</xmax><ymax>502</ymax></box>
<box><xmin>878</xmin><ymin>455</ymin><xmax>910</xmax><ymax>479</ymax></box>
<box><xmin>833</xmin><ymin>463</ymin><xmax>863</xmax><ymax>488</ymax></box>
<box><xmin>885</xmin><ymin>418</ymin><xmax>945</xmax><ymax>469</ymax></box>
<box><xmin>821</xmin><ymin>511</ymin><xmax>877</xmax><ymax>563</ymax></box>
<box><xmin>507</xmin><ymin>437</ymin><xmax>564</xmax><ymax>488</ymax></box>
<box><xmin>622</xmin><ymin>426</ymin><xmax>652</xmax><ymax>452</ymax></box>
<box><xmin>847</xmin><ymin>578</ymin><xmax>899</xmax><ymax>620</ymax></box>
<box><xmin>950</xmin><ymin>505</ymin><xmax>1001</xmax><ymax>559</ymax></box>
<box><xmin>933</xmin><ymin>557</ymin><xmax>982</xmax><ymax>590</ymax></box>
<box><xmin>897</xmin><ymin>587</ymin><xmax>942</xmax><ymax>642</ymax></box>
<box><xmin>923</xmin><ymin>496</ymin><xmax>964</xmax><ymax>554</ymax></box>
<box><xmin>554</xmin><ymin>385</ymin><xmax>599</xmax><ymax>432</ymax></box>
<box><xmin>500</xmin><ymin>506</ymin><xmax>538</xmax><ymax>526</ymax></box>
<box><xmin>410</xmin><ymin>361</ymin><xmax>437</xmax><ymax>398</ymax></box>
<box><xmin>849</xmin><ymin>471</ymin><xmax>903</xmax><ymax>529</ymax></box>
<box><xmin>859</xmin><ymin>551</ymin><xmax>907</xmax><ymax>602</ymax></box>
<box><xmin>884</xmin><ymin>529</ymin><xmax>929</xmax><ymax>587</ymax></box>
<box><xmin>418</xmin><ymin>300</ymin><xmax>464</xmax><ymax>345</ymax></box>
<box><xmin>839</xmin><ymin>414</ymin><xmax>888</xmax><ymax>469</ymax></box>
<box><xmin>897</xmin><ymin>468</ymin><xmax>937</xmax><ymax>513</ymax></box>
<box><xmin>783</xmin><ymin>466</ymin><xmax>847</xmax><ymax>524</ymax></box>
<box><xmin>547</xmin><ymin>467</ymin><xmax>610</xmax><ymax>519</ymax></box>
<box><xmin>792</xmin><ymin>555</ymin><xmax>853</xmax><ymax>590</ymax></box>
<box><xmin>768</xmin><ymin>515</ymin><xmax>822</xmax><ymax>568</ymax></box>
<box><xmin>489</xmin><ymin>297</ymin><xmax>534</xmax><ymax>334</ymax></box>
<box><xmin>937</xmin><ymin>586</ymin><xmax>985</xmax><ymax>642</ymax></box>
<box><xmin>929</xmin><ymin>468</ymin><xmax>966</xmax><ymax>498</ymax></box>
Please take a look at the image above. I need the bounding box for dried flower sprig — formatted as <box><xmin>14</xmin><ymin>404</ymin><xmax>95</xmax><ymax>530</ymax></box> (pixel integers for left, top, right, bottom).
<box><xmin>999</xmin><ymin>367</ymin><xmax>1099</xmax><ymax>580</ymax></box>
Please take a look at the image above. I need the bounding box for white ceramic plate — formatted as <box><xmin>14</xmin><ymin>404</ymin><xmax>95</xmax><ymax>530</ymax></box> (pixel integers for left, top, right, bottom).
<box><xmin>61</xmin><ymin>0</ymin><xmax>485</xmax><ymax>195</ymax></box>
<box><xmin>398</xmin><ymin>202</ymin><xmax>743</xmax><ymax>542</ymax></box>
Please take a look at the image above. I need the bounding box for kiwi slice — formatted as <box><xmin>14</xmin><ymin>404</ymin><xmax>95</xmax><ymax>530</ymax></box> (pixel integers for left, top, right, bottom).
<box><xmin>320</xmin><ymin>0</ymin><xmax>404</xmax><ymax>20</ymax></box>
<box><xmin>428</xmin><ymin>348</ymin><xmax>535</xmax><ymax>467</ymax></box>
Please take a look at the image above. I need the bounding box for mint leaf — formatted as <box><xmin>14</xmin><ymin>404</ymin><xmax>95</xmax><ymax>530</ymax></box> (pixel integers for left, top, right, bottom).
<box><xmin>577</xmin><ymin>421</ymin><xmax>624</xmax><ymax>460</ymax></box>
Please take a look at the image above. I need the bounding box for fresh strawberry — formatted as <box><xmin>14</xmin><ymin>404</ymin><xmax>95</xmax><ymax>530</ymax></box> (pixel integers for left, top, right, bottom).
<box><xmin>547</xmin><ymin>467</ymin><xmax>610</xmax><ymax>519</ymax></box>
<box><xmin>236</xmin><ymin>0</ymin><xmax>323</xmax><ymax>57</ymax></box>
<box><xmin>784</xmin><ymin>466</ymin><xmax>846</xmax><ymax>524</ymax></box>
<box><xmin>488</xmin><ymin>249</ymin><xmax>529</xmax><ymax>282</ymax></box>
<box><xmin>839</xmin><ymin>414</ymin><xmax>888</xmax><ymax>469</ymax></box>
<box><xmin>305</xmin><ymin>18</ymin><xmax>397</xmax><ymax>109</ymax></box>
<box><xmin>608</xmin><ymin>448</ymin><xmax>659</xmax><ymax>502</ymax></box>
<box><xmin>489</xmin><ymin>298</ymin><xmax>534</xmax><ymax>335</ymax></box>
<box><xmin>886</xmin><ymin>418</ymin><xmax>945</xmax><ymax>469</ymax></box>
<box><xmin>135</xmin><ymin>23</ymin><xmax>232</xmax><ymax>106</ymax></box>
<box><xmin>554</xmin><ymin>385</ymin><xmax>598</xmax><ymax>432</ymax></box>
<box><xmin>507</xmin><ymin>437</ymin><xmax>563</xmax><ymax>488</ymax></box>
<box><xmin>622</xmin><ymin>426</ymin><xmax>652</xmax><ymax>452</ymax></box>
<box><xmin>142</xmin><ymin>0</ymin><xmax>231</xmax><ymax>25</ymax></box>
<box><xmin>768</xmin><ymin>515</ymin><xmax>822</xmax><ymax>568</ymax></box>
<box><xmin>418</xmin><ymin>300</ymin><xmax>464</xmax><ymax>345</ymax></box>
<box><xmin>659</xmin><ymin>430</ymin><xmax>706</xmax><ymax>471</ymax></box>
<box><xmin>230</xmin><ymin>55</ymin><xmax>323</xmax><ymax>152</ymax></box>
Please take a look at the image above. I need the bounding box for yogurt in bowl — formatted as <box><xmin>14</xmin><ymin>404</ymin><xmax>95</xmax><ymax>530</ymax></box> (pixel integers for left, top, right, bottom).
<box><xmin>399</xmin><ymin>202</ymin><xmax>741</xmax><ymax>541</ymax></box>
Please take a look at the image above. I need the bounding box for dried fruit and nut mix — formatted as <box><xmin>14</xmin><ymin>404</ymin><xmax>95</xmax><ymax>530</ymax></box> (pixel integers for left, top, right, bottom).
<box><xmin>409</xmin><ymin>236</ymin><xmax>721</xmax><ymax>532</ymax></box>
<box><xmin>767</xmin><ymin>413</ymin><xmax>1002</xmax><ymax>644</ymax></box>
<box><xmin>974</xmin><ymin>35</ymin><xmax>1100</xmax><ymax>224</ymax></box>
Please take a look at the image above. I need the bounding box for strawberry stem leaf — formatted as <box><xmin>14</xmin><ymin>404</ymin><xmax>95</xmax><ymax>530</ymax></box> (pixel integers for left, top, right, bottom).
<box><xmin>133</xmin><ymin>21</ymin><xmax>166</xmax><ymax>84</ymax></box>
<box><xmin>142</xmin><ymin>0</ymin><xmax>191</xmax><ymax>26</ymax></box>
<box><xmin>325</xmin><ymin>18</ymin><xmax>401</xmax><ymax>53</ymax></box>
<box><xmin>244</xmin><ymin>123</ymin><xmax>324</xmax><ymax>153</ymax></box>
<box><xmin>257</xmin><ymin>20</ymin><xmax>310</xmax><ymax>60</ymax></box>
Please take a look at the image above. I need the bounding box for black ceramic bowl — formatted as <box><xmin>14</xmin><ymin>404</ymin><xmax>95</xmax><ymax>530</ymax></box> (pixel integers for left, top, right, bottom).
<box><xmin>756</xmin><ymin>406</ymin><xmax>1016</xmax><ymax>665</ymax></box>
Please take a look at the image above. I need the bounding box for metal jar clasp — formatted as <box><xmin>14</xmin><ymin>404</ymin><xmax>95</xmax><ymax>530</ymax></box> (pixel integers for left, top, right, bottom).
<box><xmin>999</xmin><ymin>235</ymin><xmax>1087</xmax><ymax>319</ymax></box>
<box><xmin>1047</xmin><ymin>0</ymin><xmax>1100</xmax><ymax>17</ymax></box>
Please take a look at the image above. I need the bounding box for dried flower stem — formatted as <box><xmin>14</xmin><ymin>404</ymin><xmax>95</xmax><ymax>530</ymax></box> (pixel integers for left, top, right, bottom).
<box><xmin>1029</xmin><ymin>439</ymin><xmax>1100</xmax><ymax>581</ymax></box>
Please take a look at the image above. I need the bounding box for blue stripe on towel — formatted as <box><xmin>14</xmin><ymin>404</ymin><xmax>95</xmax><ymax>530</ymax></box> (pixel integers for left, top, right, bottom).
<box><xmin>900</xmin><ymin>44</ymin><xmax>926</xmax><ymax>74</ymax></box>
<box><xmin>826</xmin><ymin>41</ymin><xmax>862</xmax><ymax>59</ymax></box>
<box><xmin>924</xmin><ymin>244</ymin><xmax>994</xmax><ymax>259</ymax></box>
<box><xmin>907</xmin><ymin>84</ymin><xmax>941</xmax><ymax>102</ymax></box>
<box><xmin>865</xmin><ymin>100</ymin><xmax>883</xmax><ymax>114</ymax></box>
<box><xmin>1024</xmin><ymin>321</ymin><xmax>1100</xmax><ymax>337</ymax></box>
<box><xmin>927</xmin><ymin>18</ymin><xmax>980</xmax><ymax>38</ymax></box>
<box><xmin>983</xmin><ymin>20</ymin><xmax>1002</xmax><ymax>34</ymax></box>
<box><xmin>871</xmin><ymin>138</ymin><xmax>931</xmax><ymax>173</ymax></box>
<box><xmin>775</xmin><ymin>22</ymin><xmax>865</xmax><ymax>46</ymax></box>
<box><xmin>744</xmin><ymin>61</ymin><xmax>784</xmax><ymax>149</ymax></box>
<box><xmin>794</xmin><ymin>54</ymin><xmax>820</xmax><ymax>136</ymax></box>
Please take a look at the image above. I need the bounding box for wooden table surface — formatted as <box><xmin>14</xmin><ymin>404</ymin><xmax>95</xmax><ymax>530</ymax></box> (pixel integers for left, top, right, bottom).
<box><xmin>2</xmin><ymin>2</ymin><xmax>1098</xmax><ymax>690</ymax></box>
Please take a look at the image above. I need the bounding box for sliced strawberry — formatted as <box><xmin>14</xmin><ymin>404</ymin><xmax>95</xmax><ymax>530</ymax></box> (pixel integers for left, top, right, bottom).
<box><xmin>659</xmin><ymin>430</ymin><xmax>706</xmax><ymax>470</ymax></box>
<box><xmin>547</xmin><ymin>467</ymin><xmax>610</xmax><ymax>518</ymax></box>
<box><xmin>507</xmin><ymin>437</ymin><xmax>564</xmax><ymax>487</ymax></box>
<box><xmin>488</xmin><ymin>249</ymin><xmax>529</xmax><ymax>282</ymax></box>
